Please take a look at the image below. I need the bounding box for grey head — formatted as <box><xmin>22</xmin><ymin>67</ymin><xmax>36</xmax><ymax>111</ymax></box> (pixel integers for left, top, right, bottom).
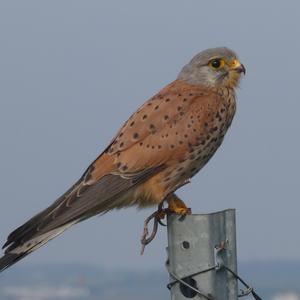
<box><xmin>177</xmin><ymin>47</ymin><xmax>245</xmax><ymax>89</ymax></box>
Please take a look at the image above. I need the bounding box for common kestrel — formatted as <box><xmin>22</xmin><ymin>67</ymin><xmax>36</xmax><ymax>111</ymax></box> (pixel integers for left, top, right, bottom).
<box><xmin>0</xmin><ymin>47</ymin><xmax>245</xmax><ymax>272</ymax></box>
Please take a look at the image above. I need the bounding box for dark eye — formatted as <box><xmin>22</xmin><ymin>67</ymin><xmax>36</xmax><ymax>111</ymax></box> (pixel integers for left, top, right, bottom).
<box><xmin>209</xmin><ymin>58</ymin><xmax>225</xmax><ymax>70</ymax></box>
<box><xmin>211</xmin><ymin>59</ymin><xmax>221</xmax><ymax>68</ymax></box>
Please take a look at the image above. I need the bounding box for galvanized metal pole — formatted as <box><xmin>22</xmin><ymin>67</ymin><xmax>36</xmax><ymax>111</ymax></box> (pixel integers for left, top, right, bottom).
<box><xmin>166</xmin><ymin>209</ymin><xmax>238</xmax><ymax>300</ymax></box>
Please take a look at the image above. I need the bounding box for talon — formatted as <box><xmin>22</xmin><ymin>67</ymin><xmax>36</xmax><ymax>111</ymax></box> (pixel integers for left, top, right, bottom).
<box><xmin>172</xmin><ymin>206</ymin><xmax>191</xmax><ymax>215</ymax></box>
<box><xmin>167</xmin><ymin>194</ymin><xmax>191</xmax><ymax>216</ymax></box>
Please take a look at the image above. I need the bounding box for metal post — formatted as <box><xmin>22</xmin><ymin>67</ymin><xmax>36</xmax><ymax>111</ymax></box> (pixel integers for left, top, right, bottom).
<box><xmin>166</xmin><ymin>209</ymin><xmax>238</xmax><ymax>300</ymax></box>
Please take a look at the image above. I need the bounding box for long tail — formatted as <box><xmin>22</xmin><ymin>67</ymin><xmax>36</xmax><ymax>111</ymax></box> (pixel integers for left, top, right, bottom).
<box><xmin>0</xmin><ymin>165</ymin><xmax>162</xmax><ymax>273</ymax></box>
<box><xmin>0</xmin><ymin>253</ymin><xmax>26</xmax><ymax>273</ymax></box>
<box><xmin>0</xmin><ymin>222</ymin><xmax>75</xmax><ymax>272</ymax></box>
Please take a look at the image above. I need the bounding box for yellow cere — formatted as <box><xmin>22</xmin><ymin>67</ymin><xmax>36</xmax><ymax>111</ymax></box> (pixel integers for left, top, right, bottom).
<box><xmin>229</xmin><ymin>59</ymin><xmax>241</xmax><ymax>69</ymax></box>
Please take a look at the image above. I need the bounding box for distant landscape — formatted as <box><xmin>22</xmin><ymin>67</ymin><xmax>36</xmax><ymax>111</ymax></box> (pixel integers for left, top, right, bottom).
<box><xmin>0</xmin><ymin>261</ymin><xmax>299</xmax><ymax>300</ymax></box>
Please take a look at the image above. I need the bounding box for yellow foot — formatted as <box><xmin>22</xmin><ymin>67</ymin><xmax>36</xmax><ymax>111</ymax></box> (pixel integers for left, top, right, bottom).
<box><xmin>167</xmin><ymin>194</ymin><xmax>191</xmax><ymax>216</ymax></box>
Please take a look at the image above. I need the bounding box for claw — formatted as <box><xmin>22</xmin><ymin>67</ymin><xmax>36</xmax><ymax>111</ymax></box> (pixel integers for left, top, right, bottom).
<box><xmin>167</xmin><ymin>194</ymin><xmax>191</xmax><ymax>216</ymax></box>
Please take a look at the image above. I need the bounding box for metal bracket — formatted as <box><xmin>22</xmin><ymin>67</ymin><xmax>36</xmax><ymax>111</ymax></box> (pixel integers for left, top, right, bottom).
<box><xmin>214</xmin><ymin>240</ymin><xmax>229</xmax><ymax>270</ymax></box>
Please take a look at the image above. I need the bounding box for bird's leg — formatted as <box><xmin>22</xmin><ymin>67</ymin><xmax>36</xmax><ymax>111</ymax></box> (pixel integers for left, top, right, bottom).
<box><xmin>166</xmin><ymin>193</ymin><xmax>191</xmax><ymax>216</ymax></box>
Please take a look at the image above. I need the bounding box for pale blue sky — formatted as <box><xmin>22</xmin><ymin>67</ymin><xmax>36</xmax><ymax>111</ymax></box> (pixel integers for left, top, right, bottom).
<box><xmin>0</xmin><ymin>0</ymin><xmax>299</xmax><ymax>272</ymax></box>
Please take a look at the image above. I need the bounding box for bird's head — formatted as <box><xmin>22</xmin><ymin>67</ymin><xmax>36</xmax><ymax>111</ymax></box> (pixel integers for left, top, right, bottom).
<box><xmin>177</xmin><ymin>47</ymin><xmax>245</xmax><ymax>90</ymax></box>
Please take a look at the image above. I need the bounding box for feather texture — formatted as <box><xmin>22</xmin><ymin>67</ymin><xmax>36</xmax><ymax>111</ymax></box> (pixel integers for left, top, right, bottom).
<box><xmin>0</xmin><ymin>165</ymin><xmax>163</xmax><ymax>271</ymax></box>
<box><xmin>0</xmin><ymin>47</ymin><xmax>244</xmax><ymax>273</ymax></box>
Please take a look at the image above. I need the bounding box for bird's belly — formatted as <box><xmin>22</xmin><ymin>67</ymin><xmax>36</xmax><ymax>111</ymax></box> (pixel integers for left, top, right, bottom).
<box><xmin>129</xmin><ymin>131</ymin><xmax>227</xmax><ymax>208</ymax></box>
<box><xmin>160</xmin><ymin>129</ymin><xmax>226</xmax><ymax>195</ymax></box>
<box><xmin>133</xmin><ymin>105</ymin><xmax>235</xmax><ymax>207</ymax></box>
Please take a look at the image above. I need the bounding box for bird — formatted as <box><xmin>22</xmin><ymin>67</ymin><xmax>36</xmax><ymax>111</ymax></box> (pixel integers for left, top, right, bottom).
<box><xmin>0</xmin><ymin>47</ymin><xmax>245</xmax><ymax>272</ymax></box>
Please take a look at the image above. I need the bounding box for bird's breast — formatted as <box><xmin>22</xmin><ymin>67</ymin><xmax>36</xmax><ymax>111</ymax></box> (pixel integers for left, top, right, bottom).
<box><xmin>159</xmin><ymin>89</ymin><xmax>236</xmax><ymax>195</ymax></box>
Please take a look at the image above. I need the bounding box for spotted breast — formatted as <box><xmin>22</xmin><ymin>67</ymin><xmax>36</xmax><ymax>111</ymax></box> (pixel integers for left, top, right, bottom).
<box><xmin>104</xmin><ymin>81</ymin><xmax>236</xmax><ymax>205</ymax></box>
<box><xmin>157</xmin><ymin>85</ymin><xmax>236</xmax><ymax>196</ymax></box>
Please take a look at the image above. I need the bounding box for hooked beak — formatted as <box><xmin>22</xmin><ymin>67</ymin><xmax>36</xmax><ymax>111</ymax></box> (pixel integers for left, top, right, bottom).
<box><xmin>230</xmin><ymin>59</ymin><xmax>246</xmax><ymax>75</ymax></box>
<box><xmin>235</xmin><ymin>63</ymin><xmax>246</xmax><ymax>75</ymax></box>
